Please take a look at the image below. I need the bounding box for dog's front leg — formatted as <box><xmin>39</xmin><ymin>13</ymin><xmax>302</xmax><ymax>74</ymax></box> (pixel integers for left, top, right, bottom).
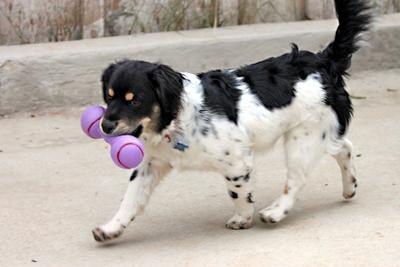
<box><xmin>224</xmin><ymin>169</ymin><xmax>255</xmax><ymax>230</ymax></box>
<box><xmin>92</xmin><ymin>160</ymin><xmax>171</xmax><ymax>242</ymax></box>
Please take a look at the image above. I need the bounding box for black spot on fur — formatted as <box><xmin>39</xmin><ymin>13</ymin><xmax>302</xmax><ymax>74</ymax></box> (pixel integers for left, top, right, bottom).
<box><xmin>210</xmin><ymin>123</ymin><xmax>218</xmax><ymax>138</ymax></box>
<box><xmin>228</xmin><ymin>190</ymin><xmax>238</xmax><ymax>199</ymax></box>
<box><xmin>225</xmin><ymin>177</ymin><xmax>231</xmax><ymax>181</ymax></box>
<box><xmin>228</xmin><ymin>173</ymin><xmax>250</xmax><ymax>183</ymax></box>
<box><xmin>199</xmin><ymin>108</ymin><xmax>211</xmax><ymax>122</ymax></box>
<box><xmin>197</xmin><ymin>70</ymin><xmax>241</xmax><ymax>124</ymax></box>
<box><xmin>225</xmin><ymin>151</ymin><xmax>230</xmax><ymax>156</ymax></box>
<box><xmin>247</xmin><ymin>193</ymin><xmax>255</xmax><ymax>203</ymax></box>
<box><xmin>130</xmin><ymin>170</ymin><xmax>138</xmax><ymax>181</ymax></box>
<box><xmin>200</xmin><ymin>127</ymin><xmax>209</xmax><ymax>136</ymax></box>
<box><xmin>322</xmin><ymin>131</ymin><xmax>327</xmax><ymax>140</ymax></box>
<box><xmin>235</xmin><ymin>184</ymin><xmax>242</xmax><ymax>188</ymax></box>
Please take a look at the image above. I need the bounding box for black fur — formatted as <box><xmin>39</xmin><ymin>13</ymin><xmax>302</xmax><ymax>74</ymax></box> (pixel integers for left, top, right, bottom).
<box><xmin>321</xmin><ymin>0</ymin><xmax>372</xmax><ymax>135</ymax></box>
<box><xmin>101</xmin><ymin>59</ymin><xmax>128</xmax><ymax>103</ymax></box>
<box><xmin>246</xmin><ymin>193</ymin><xmax>254</xmax><ymax>203</ymax></box>
<box><xmin>197</xmin><ymin>70</ymin><xmax>241</xmax><ymax>124</ymax></box>
<box><xmin>228</xmin><ymin>190</ymin><xmax>238</xmax><ymax>199</ymax></box>
<box><xmin>130</xmin><ymin>170</ymin><xmax>138</xmax><ymax>181</ymax></box>
<box><xmin>235</xmin><ymin>45</ymin><xmax>301</xmax><ymax>110</ymax></box>
<box><xmin>149</xmin><ymin>64</ymin><xmax>185</xmax><ymax>131</ymax></box>
<box><xmin>322</xmin><ymin>0</ymin><xmax>372</xmax><ymax>76</ymax></box>
<box><xmin>236</xmin><ymin>46</ymin><xmax>354</xmax><ymax>135</ymax></box>
<box><xmin>100</xmin><ymin>60</ymin><xmax>184</xmax><ymax>134</ymax></box>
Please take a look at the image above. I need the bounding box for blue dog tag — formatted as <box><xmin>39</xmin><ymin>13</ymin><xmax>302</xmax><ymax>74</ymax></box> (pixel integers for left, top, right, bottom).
<box><xmin>174</xmin><ymin>142</ymin><xmax>189</xmax><ymax>152</ymax></box>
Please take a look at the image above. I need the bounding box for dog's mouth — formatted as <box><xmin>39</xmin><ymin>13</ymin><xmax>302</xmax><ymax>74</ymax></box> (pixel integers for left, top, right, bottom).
<box><xmin>130</xmin><ymin>125</ymin><xmax>143</xmax><ymax>138</ymax></box>
<box><xmin>102</xmin><ymin>121</ymin><xmax>143</xmax><ymax>137</ymax></box>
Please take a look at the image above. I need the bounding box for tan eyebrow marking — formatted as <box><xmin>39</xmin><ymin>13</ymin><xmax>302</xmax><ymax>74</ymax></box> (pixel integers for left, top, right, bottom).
<box><xmin>108</xmin><ymin>88</ymin><xmax>114</xmax><ymax>97</ymax></box>
<box><xmin>125</xmin><ymin>92</ymin><xmax>135</xmax><ymax>101</ymax></box>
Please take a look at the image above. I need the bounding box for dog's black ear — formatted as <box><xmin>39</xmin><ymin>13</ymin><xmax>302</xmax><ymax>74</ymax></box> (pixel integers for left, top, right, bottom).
<box><xmin>101</xmin><ymin>60</ymin><xmax>127</xmax><ymax>102</ymax></box>
<box><xmin>149</xmin><ymin>64</ymin><xmax>184</xmax><ymax>119</ymax></box>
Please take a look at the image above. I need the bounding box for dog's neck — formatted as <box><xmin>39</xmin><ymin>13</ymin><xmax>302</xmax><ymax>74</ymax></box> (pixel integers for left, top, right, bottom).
<box><xmin>163</xmin><ymin>72</ymin><xmax>203</xmax><ymax>151</ymax></box>
<box><xmin>142</xmin><ymin>72</ymin><xmax>202</xmax><ymax>151</ymax></box>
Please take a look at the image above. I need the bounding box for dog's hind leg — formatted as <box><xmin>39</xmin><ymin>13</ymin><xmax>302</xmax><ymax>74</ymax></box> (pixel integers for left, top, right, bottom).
<box><xmin>259</xmin><ymin>123</ymin><xmax>326</xmax><ymax>224</ymax></box>
<box><xmin>92</xmin><ymin>160</ymin><xmax>171</xmax><ymax>242</ymax></box>
<box><xmin>331</xmin><ymin>138</ymin><xmax>358</xmax><ymax>199</ymax></box>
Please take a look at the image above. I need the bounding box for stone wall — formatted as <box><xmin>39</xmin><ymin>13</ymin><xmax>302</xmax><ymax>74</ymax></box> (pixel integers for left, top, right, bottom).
<box><xmin>1</xmin><ymin>0</ymin><xmax>399</xmax><ymax>46</ymax></box>
<box><xmin>0</xmin><ymin>0</ymin><xmax>83</xmax><ymax>45</ymax></box>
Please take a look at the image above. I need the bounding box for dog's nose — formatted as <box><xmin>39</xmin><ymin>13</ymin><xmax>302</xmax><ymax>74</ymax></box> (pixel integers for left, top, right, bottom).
<box><xmin>101</xmin><ymin>120</ymin><xmax>118</xmax><ymax>134</ymax></box>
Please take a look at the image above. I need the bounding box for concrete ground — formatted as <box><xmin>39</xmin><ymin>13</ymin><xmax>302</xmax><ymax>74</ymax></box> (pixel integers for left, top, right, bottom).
<box><xmin>0</xmin><ymin>68</ymin><xmax>399</xmax><ymax>267</ymax></box>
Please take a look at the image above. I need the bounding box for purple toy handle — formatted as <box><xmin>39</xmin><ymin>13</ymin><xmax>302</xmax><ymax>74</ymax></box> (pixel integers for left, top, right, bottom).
<box><xmin>81</xmin><ymin>105</ymin><xmax>144</xmax><ymax>169</ymax></box>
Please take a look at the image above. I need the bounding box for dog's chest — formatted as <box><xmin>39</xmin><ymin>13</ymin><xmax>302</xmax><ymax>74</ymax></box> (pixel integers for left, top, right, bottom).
<box><xmin>146</xmin><ymin>140</ymin><xmax>220</xmax><ymax>171</ymax></box>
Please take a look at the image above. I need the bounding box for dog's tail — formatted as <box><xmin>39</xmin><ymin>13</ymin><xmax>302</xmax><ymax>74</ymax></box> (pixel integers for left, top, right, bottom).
<box><xmin>322</xmin><ymin>0</ymin><xmax>373</xmax><ymax>76</ymax></box>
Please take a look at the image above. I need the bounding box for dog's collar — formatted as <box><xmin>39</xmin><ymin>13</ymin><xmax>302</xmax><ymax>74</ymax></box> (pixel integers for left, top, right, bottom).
<box><xmin>163</xmin><ymin>133</ymin><xmax>189</xmax><ymax>152</ymax></box>
<box><xmin>162</xmin><ymin>120</ymin><xmax>189</xmax><ymax>152</ymax></box>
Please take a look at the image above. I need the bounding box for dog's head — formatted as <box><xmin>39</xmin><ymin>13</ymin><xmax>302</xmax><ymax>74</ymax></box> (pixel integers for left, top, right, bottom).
<box><xmin>100</xmin><ymin>60</ymin><xmax>183</xmax><ymax>137</ymax></box>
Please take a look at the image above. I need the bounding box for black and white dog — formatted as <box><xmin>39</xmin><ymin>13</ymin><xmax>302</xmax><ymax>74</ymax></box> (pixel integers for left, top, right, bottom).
<box><xmin>93</xmin><ymin>0</ymin><xmax>372</xmax><ymax>242</ymax></box>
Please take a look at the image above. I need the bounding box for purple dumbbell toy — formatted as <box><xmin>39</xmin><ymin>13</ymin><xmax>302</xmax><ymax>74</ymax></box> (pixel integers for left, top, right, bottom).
<box><xmin>81</xmin><ymin>105</ymin><xmax>144</xmax><ymax>169</ymax></box>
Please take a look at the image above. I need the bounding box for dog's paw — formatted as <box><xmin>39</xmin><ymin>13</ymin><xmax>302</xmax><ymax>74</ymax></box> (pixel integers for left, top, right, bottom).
<box><xmin>343</xmin><ymin>190</ymin><xmax>356</xmax><ymax>199</ymax></box>
<box><xmin>343</xmin><ymin>177</ymin><xmax>357</xmax><ymax>199</ymax></box>
<box><xmin>225</xmin><ymin>214</ymin><xmax>253</xmax><ymax>230</ymax></box>
<box><xmin>259</xmin><ymin>205</ymin><xmax>288</xmax><ymax>224</ymax></box>
<box><xmin>92</xmin><ymin>226</ymin><xmax>123</xmax><ymax>242</ymax></box>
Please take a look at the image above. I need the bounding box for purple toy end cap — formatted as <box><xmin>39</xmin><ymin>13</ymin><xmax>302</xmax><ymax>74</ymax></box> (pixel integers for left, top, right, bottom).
<box><xmin>110</xmin><ymin>136</ymin><xmax>144</xmax><ymax>169</ymax></box>
<box><xmin>81</xmin><ymin>105</ymin><xmax>105</xmax><ymax>139</ymax></box>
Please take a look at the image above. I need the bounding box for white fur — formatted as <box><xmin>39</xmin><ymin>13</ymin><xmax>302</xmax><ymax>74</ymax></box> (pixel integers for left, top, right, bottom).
<box><xmin>93</xmin><ymin>72</ymin><xmax>357</xmax><ymax>241</ymax></box>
